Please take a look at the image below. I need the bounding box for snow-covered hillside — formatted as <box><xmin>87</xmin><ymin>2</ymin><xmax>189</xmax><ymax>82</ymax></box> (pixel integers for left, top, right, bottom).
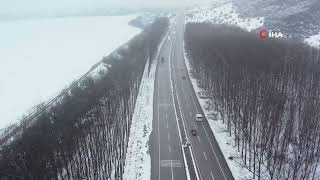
<box><xmin>186</xmin><ymin>2</ymin><xmax>264</xmax><ymax>32</ymax></box>
<box><xmin>186</xmin><ymin>0</ymin><xmax>320</xmax><ymax>48</ymax></box>
<box><xmin>233</xmin><ymin>0</ymin><xmax>320</xmax><ymax>48</ymax></box>
<box><xmin>0</xmin><ymin>15</ymin><xmax>141</xmax><ymax>129</ymax></box>
<box><xmin>305</xmin><ymin>32</ymin><xmax>320</xmax><ymax>48</ymax></box>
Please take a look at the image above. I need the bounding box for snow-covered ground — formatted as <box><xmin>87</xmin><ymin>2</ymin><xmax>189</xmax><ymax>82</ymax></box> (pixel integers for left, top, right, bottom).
<box><xmin>305</xmin><ymin>32</ymin><xmax>320</xmax><ymax>48</ymax></box>
<box><xmin>123</xmin><ymin>26</ymin><xmax>168</xmax><ymax>180</ymax></box>
<box><xmin>186</xmin><ymin>2</ymin><xmax>264</xmax><ymax>32</ymax></box>
<box><xmin>183</xmin><ymin>44</ymin><xmax>254</xmax><ymax>180</ymax></box>
<box><xmin>0</xmin><ymin>15</ymin><xmax>141</xmax><ymax>129</ymax></box>
<box><xmin>123</xmin><ymin>59</ymin><xmax>155</xmax><ymax>180</ymax></box>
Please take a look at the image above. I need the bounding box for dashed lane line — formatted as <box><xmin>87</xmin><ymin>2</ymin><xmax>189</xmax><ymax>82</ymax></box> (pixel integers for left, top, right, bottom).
<box><xmin>203</xmin><ymin>152</ymin><xmax>208</xmax><ymax>161</ymax></box>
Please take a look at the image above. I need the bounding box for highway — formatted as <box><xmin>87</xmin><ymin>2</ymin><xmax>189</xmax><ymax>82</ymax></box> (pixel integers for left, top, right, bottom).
<box><xmin>150</xmin><ymin>10</ymin><xmax>235</xmax><ymax>180</ymax></box>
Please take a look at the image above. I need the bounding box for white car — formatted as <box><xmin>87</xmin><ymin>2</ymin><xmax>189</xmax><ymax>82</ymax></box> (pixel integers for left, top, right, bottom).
<box><xmin>196</xmin><ymin>113</ymin><xmax>203</xmax><ymax>122</ymax></box>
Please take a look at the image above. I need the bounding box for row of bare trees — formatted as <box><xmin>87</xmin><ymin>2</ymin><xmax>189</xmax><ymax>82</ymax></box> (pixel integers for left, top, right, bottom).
<box><xmin>0</xmin><ymin>18</ymin><xmax>168</xmax><ymax>180</ymax></box>
<box><xmin>185</xmin><ymin>23</ymin><xmax>320</xmax><ymax>180</ymax></box>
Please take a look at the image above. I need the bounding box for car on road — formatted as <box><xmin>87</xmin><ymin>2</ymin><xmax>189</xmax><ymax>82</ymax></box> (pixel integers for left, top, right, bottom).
<box><xmin>196</xmin><ymin>113</ymin><xmax>203</xmax><ymax>122</ymax></box>
<box><xmin>191</xmin><ymin>129</ymin><xmax>197</xmax><ymax>136</ymax></box>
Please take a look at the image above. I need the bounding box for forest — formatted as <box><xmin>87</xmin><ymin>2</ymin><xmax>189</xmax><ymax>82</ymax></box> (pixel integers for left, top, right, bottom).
<box><xmin>185</xmin><ymin>23</ymin><xmax>320</xmax><ymax>180</ymax></box>
<box><xmin>0</xmin><ymin>18</ymin><xmax>168</xmax><ymax>180</ymax></box>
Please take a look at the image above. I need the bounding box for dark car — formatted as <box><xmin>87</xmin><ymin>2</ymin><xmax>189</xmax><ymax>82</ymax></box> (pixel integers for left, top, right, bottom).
<box><xmin>191</xmin><ymin>129</ymin><xmax>197</xmax><ymax>136</ymax></box>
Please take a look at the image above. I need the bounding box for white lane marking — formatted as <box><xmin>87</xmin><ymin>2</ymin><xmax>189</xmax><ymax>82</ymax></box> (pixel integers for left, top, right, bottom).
<box><xmin>179</xmin><ymin>47</ymin><xmax>228</xmax><ymax>180</ymax></box>
<box><xmin>168</xmin><ymin>133</ymin><xmax>170</xmax><ymax>141</ymax></box>
<box><xmin>171</xmin><ymin>160</ymin><xmax>174</xmax><ymax>180</ymax></box>
<box><xmin>193</xmin><ymin>122</ymin><xmax>197</xmax><ymax>129</ymax></box>
<box><xmin>160</xmin><ymin>160</ymin><xmax>183</xmax><ymax>167</ymax></box>
<box><xmin>180</xmin><ymin>75</ymin><xmax>227</xmax><ymax>179</ymax></box>
<box><xmin>189</xmin><ymin>112</ymin><xmax>192</xmax><ymax>117</ymax></box>
<box><xmin>174</xmin><ymin>73</ymin><xmax>202</xmax><ymax>180</ymax></box>
<box><xmin>170</xmin><ymin>19</ymin><xmax>202</xmax><ymax>179</ymax></box>
<box><xmin>176</xmin><ymin>78</ymin><xmax>198</xmax><ymax>129</ymax></box>
<box><xmin>166</xmin><ymin>113</ymin><xmax>168</xmax><ymax>119</ymax></box>
<box><xmin>210</xmin><ymin>171</ymin><xmax>215</xmax><ymax>180</ymax></box>
<box><xmin>202</xmin><ymin>124</ymin><xmax>227</xmax><ymax>179</ymax></box>
<box><xmin>156</xmin><ymin>28</ymin><xmax>170</xmax><ymax>180</ymax></box>
<box><xmin>169</xmin><ymin>144</ymin><xmax>172</xmax><ymax>153</ymax></box>
<box><xmin>158</xmin><ymin>72</ymin><xmax>161</xmax><ymax>179</ymax></box>
<box><xmin>197</xmin><ymin>136</ymin><xmax>201</xmax><ymax>143</ymax></box>
<box><xmin>203</xmin><ymin>152</ymin><xmax>208</xmax><ymax>161</ymax></box>
<box><xmin>169</xmin><ymin>30</ymin><xmax>191</xmax><ymax>180</ymax></box>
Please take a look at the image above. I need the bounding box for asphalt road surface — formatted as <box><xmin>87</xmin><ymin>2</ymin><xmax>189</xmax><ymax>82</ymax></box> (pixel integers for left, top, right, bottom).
<box><xmin>150</xmin><ymin>10</ymin><xmax>235</xmax><ymax>180</ymax></box>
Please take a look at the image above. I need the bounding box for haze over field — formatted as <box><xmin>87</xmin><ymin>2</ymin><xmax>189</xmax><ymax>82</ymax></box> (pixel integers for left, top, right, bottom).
<box><xmin>0</xmin><ymin>0</ymin><xmax>211</xmax><ymax>18</ymax></box>
<box><xmin>0</xmin><ymin>15</ymin><xmax>140</xmax><ymax>129</ymax></box>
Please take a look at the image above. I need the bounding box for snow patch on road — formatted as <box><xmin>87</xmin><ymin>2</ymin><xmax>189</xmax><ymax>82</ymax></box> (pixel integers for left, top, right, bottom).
<box><xmin>187</xmin><ymin>2</ymin><xmax>264</xmax><ymax>32</ymax></box>
<box><xmin>183</xmin><ymin>43</ymin><xmax>254</xmax><ymax>180</ymax></box>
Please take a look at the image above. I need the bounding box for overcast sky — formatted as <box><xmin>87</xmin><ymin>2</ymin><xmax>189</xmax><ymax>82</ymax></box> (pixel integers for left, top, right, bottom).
<box><xmin>0</xmin><ymin>0</ymin><xmax>212</xmax><ymax>15</ymax></box>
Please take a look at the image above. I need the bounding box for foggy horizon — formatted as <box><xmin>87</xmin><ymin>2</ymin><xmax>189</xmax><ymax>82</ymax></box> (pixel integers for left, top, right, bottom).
<box><xmin>0</xmin><ymin>0</ymin><xmax>214</xmax><ymax>17</ymax></box>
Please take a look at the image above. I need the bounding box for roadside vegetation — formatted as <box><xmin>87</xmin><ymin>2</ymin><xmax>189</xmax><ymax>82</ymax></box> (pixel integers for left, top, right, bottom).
<box><xmin>0</xmin><ymin>17</ymin><xmax>168</xmax><ymax>180</ymax></box>
<box><xmin>185</xmin><ymin>23</ymin><xmax>320</xmax><ymax>180</ymax></box>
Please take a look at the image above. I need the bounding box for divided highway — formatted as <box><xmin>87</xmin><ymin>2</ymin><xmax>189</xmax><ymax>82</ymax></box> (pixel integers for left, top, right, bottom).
<box><xmin>150</xmin><ymin>11</ymin><xmax>234</xmax><ymax>180</ymax></box>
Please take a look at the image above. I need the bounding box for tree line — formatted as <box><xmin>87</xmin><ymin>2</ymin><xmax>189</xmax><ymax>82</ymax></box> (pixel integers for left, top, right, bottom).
<box><xmin>0</xmin><ymin>17</ymin><xmax>169</xmax><ymax>180</ymax></box>
<box><xmin>185</xmin><ymin>23</ymin><xmax>320</xmax><ymax>180</ymax></box>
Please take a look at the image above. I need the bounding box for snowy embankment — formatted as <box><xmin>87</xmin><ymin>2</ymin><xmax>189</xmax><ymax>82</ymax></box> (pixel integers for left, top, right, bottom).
<box><xmin>187</xmin><ymin>2</ymin><xmax>264</xmax><ymax>32</ymax></box>
<box><xmin>122</xmin><ymin>59</ymin><xmax>155</xmax><ymax>180</ymax></box>
<box><xmin>123</xmin><ymin>29</ymin><xmax>168</xmax><ymax>179</ymax></box>
<box><xmin>0</xmin><ymin>15</ymin><xmax>140</xmax><ymax>129</ymax></box>
<box><xmin>183</xmin><ymin>44</ymin><xmax>253</xmax><ymax>180</ymax></box>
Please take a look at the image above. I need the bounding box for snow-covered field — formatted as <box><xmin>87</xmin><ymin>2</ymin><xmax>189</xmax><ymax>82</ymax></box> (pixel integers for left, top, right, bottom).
<box><xmin>186</xmin><ymin>2</ymin><xmax>264</xmax><ymax>32</ymax></box>
<box><xmin>0</xmin><ymin>15</ymin><xmax>141</xmax><ymax>129</ymax></box>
